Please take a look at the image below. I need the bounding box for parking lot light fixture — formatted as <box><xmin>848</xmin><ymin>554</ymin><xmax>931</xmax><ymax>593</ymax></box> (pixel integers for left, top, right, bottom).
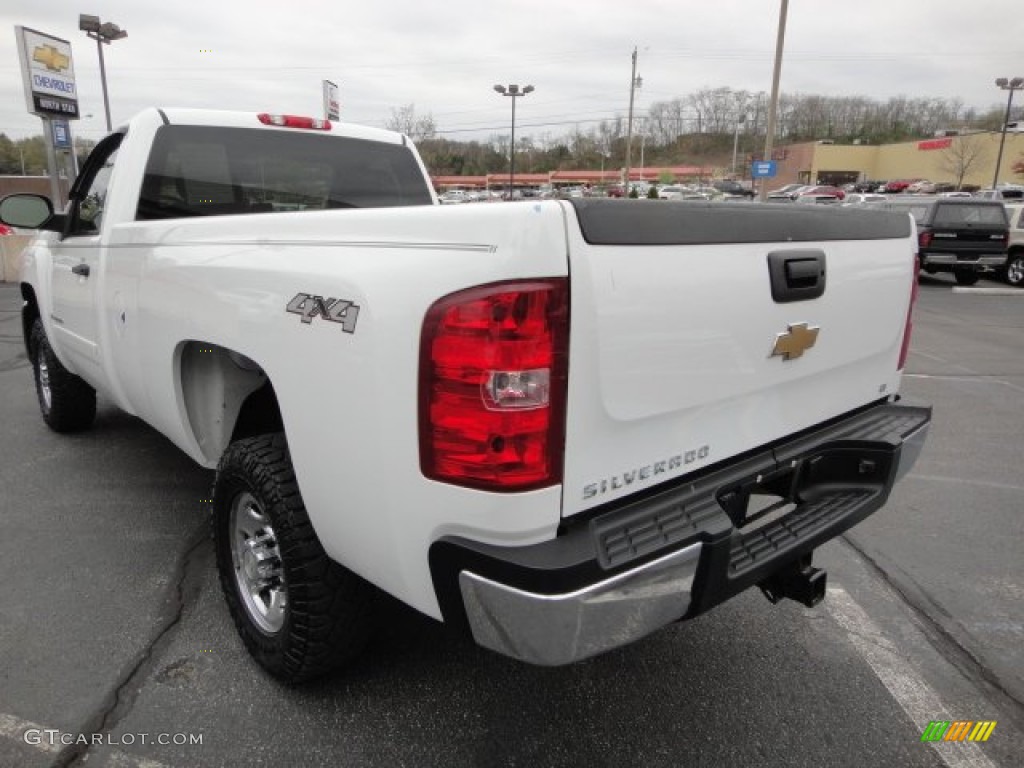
<box><xmin>993</xmin><ymin>77</ymin><xmax>1024</xmax><ymax>189</ymax></box>
<box><xmin>79</xmin><ymin>14</ymin><xmax>127</xmax><ymax>132</ymax></box>
<box><xmin>494</xmin><ymin>84</ymin><xmax>534</xmax><ymax>200</ymax></box>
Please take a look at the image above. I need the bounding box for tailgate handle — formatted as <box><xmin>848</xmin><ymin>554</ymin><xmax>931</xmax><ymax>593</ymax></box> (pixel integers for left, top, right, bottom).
<box><xmin>767</xmin><ymin>250</ymin><xmax>826</xmax><ymax>303</ymax></box>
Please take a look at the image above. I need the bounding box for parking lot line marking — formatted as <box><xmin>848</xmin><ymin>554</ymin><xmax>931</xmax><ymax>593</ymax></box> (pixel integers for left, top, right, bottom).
<box><xmin>951</xmin><ymin>287</ymin><xmax>1024</xmax><ymax>296</ymax></box>
<box><xmin>825</xmin><ymin>587</ymin><xmax>997</xmax><ymax>768</ymax></box>
<box><xmin>106</xmin><ymin>750</ymin><xmax>175</xmax><ymax>768</ymax></box>
<box><xmin>0</xmin><ymin>711</ymin><xmax>174</xmax><ymax>767</ymax></box>
<box><xmin>905</xmin><ymin>472</ymin><xmax>1024</xmax><ymax>493</ymax></box>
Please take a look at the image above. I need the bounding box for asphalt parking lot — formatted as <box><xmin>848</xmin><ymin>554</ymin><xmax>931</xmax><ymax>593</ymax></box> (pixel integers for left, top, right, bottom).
<box><xmin>0</xmin><ymin>274</ymin><xmax>1021</xmax><ymax>768</ymax></box>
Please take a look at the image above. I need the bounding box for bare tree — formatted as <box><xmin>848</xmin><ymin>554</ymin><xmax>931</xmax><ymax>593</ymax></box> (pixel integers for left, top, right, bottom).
<box><xmin>385</xmin><ymin>104</ymin><xmax>437</xmax><ymax>141</ymax></box>
<box><xmin>939</xmin><ymin>134</ymin><xmax>987</xmax><ymax>190</ymax></box>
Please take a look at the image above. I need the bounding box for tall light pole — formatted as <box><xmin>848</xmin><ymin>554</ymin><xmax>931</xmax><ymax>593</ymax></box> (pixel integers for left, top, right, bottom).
<box><xmin>624</xmin><ymin>47</ymin><xmax>642</xmax><ymax>192</ymax></box>
<box><xmin>992</xmin><ymin>77</ymin><xmax>1024</xmax><ymax>189</ymax></box>
<box><xmin>79</xmin><ymin>14</ymin><xmax>127</xmax><ymax>132</ymax></box>
<box><xmin>493</xmin><ymin>84</ymin><xmax>534</xmax><ymax>200</ymax></box>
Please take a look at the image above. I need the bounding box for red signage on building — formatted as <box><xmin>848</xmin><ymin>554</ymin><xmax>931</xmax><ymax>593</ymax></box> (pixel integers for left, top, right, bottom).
<box><xmin>918</xmin><ymin>138</ymin><xmax>953</xmax><ymax>151</ymax></box>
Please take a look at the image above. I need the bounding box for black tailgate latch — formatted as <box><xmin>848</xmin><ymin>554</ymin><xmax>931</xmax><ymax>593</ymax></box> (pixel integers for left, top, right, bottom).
<box><xmin>767</xmin><ymin>250</ymin><xmax>826</xmax><ymax>303</ymax></box>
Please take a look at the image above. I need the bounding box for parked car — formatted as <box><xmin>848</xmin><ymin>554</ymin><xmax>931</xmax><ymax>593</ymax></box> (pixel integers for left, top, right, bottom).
<box><xmin>712</xmin><ymin>180</ymin><xmax>755</xmax><ymax>199</ymax></box>
<box><xmin>691</xmin><ymin>186</ymin><xmax>722</xmax><ymax>200</ymax></box>
<box><xmin>766</xmin><ymin>183</ymin><xmax>805</xmax><ymax>199</ymax></box>
<box><xmin>975</xmin><ymin>187</ymin><xmax>1024</xmax><ymax>201</ymax></box>
<box><xmin>796</xmin><ymin>185</ymin><xmax>846</xmax><ymax>201</ymax></box>
<box><xmin>439</xmin><ymin>190</ymin><xmax>472</xmax><ymax>204</ymax></box>
<box><xmin>869</xmin><ymin>196</ymin><xmax>1009</xmax><ymax>285</ymax></box>
<box><xmin>852</xmin><ymin>180</ymin><xmax>885</xmax><ymax>193</ymax></box>
<box><xmin>843</xmin><ymin>193</ymin><xmax>887</xmax><ymax>206</ymax></box>
<box><xmin>907</xmin><ymin>180</ymin><xmax>937</xmax><ymax>194</ymax></box>
<box><xmin>658</xmin><ymin>185</ymin><xmax>691</xmax><ymax>200</ymax></box>
<box><xmin>794</xmin><ymin>194</ymin><xmax>840</xmax><ymax>205</ymax></box>
<box><xmin>883</xmin><ymin>179</ymin><xmax>917</xmax><ymax>194</ymax></box>
<box><xmin>1003</xmin><ymin>203</ymin><xmax>1024</xmax><ymax>287</ymax></box>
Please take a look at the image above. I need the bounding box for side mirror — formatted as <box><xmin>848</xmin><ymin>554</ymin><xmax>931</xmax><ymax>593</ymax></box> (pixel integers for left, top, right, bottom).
<box><xmin>0</xmin><ymin>194</ymin><xmax>61</xmax><ymax>231</ymax></box>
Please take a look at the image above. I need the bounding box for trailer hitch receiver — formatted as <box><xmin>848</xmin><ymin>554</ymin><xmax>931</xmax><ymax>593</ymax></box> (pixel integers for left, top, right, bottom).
<box><xmin>759</xmin><ymin>554</ymin><xmax>827</xmax><ymax>608</ymax></box>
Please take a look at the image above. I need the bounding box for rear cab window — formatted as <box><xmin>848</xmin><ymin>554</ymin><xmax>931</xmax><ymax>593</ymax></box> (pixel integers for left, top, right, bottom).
<box><xmin>932</xmin><ymin>204</ymin><xmax>1008</xmax><ymax>228</ymax></box>
<box><xmin>136</xmin><ymin>125</ymin><xmax>433</xmax><ymax>220</ymax></box>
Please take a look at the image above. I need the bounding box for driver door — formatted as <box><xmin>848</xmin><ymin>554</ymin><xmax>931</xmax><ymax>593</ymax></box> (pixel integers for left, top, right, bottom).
<box><xmin>49</xmin><ymin>132</ymin><xmax>122</xmax><ymax>386</ymax></box>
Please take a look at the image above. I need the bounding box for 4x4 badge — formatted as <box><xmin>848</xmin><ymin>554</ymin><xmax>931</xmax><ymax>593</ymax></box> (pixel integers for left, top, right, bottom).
<box><xmin>770</xmin><ymin>322</ymin><xmax>819</xmax><ymax>361</ymax></box>
<box><xmin>287</xmin><ymin>293</ymin><xmax>360</xmax><ymax>333</ymax></box>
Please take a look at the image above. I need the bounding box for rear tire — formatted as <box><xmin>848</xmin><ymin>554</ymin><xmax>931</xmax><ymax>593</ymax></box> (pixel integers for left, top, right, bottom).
<box><xmin>213</xmin><ymin>433</ymin><xmax>377</xmax><ymax>683</ymax></box>
<box><xmin>953</xmin><ymin>269</ymin><xmax>980</xmax><ymax>287</ymax></box>
<box><xmin>1005</xmin><ymin>251</ymin><xmax>1024</xmax><ymax>287</ymax></box>
<box><xmin>29</xmin><ymin>319</ymin><xmax>96</xmax><ymax>432</ymax></box>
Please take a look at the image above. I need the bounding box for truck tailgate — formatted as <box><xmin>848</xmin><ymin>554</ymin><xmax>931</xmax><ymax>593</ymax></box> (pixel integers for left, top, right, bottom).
<box><xmin>560</xmin><ymin>200</ymin><xmax>915</xmax><ymax>517</ymax></box>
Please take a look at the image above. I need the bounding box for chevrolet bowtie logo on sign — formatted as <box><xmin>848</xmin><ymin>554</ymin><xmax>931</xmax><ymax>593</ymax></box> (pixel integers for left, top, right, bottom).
<box><xmin>32</xmin><ymin>44</ymin><xmax>70</xmax><ymax>73</ymax></box>
<box><xmin>770</xmin><ymin>322</ymin><xmax>820</xmax><ymax>361</ymax></box>
<box><xmin>920</xmin><ymin>720</ymin><xmax>996</xmax><ymax>743</ymax></box>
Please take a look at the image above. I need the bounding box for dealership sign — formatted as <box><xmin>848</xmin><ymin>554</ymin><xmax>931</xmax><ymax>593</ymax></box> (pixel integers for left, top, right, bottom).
<box><xmin>323</xmin><ymin>80</ymin><xmax>340</xmax><ymax>121</ymax></box>
<box><xmin>917</xmin><ymin>138</ymin><xmax>952</xmax><ymax>151</ymax></box>
<box><xmin>15</xmin><ymin>26</ymin><xmax>80</xmax><ymax>119</ymax></box>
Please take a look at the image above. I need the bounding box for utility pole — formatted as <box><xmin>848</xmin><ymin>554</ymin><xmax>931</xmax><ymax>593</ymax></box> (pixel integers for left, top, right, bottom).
<box><xmin>624</xmin><ymin>47</ymin><xmax>639</xmax><ymax>192</ymax></box>
<box><xmin>759</xmin><ymin>0</ymin><xmax>789</xmax><ymax>201</ymax></box>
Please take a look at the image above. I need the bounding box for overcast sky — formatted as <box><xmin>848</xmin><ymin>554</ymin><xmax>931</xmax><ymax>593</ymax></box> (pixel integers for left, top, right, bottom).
<box><xmin>2</xmin><ymin>0</ymin><xmax>1020</xmax><ymax>144</ymax></box>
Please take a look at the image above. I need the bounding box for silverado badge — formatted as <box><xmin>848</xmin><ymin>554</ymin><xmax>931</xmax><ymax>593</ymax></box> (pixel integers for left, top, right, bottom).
<box><xmin>770</xmin><ymin>322</ymin><xmax>819</xmax><ymax>361</ymax></box>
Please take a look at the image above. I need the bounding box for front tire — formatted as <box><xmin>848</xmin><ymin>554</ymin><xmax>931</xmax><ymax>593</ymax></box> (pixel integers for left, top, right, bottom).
<box><xmin>1005</xmin><ymin>251</ymin><xmax>1024</xmax><ymax>287</ymax></box>
<box><xmin>953</xmin><ymin>269</ymin><xmax>980</xmax><ymax>286</ymax></box>
<box><xmin>29</xmin><ymin>319</ymin><xmax>96</xmax><ymax>432</ymax></box>
<box><xmin>213</xmin><ymin>433</ymin><xmax>377</xmax><ymax>683</ymax></box>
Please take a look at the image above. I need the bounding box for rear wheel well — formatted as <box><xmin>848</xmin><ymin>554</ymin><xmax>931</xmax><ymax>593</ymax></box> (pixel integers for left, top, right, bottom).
<box><xmin>179</xmin><ymin>341</ymin><xmax>282</xmax><ymax>464</ymax></box>
<box><xmin>231</xmin><ymin>381</ymin><xmax>284</xmax><ymax>442</ymax></box>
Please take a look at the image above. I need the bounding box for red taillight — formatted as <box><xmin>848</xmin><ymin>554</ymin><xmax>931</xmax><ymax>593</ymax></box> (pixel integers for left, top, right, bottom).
<box><xmin>419</xmin><ymin>280</ymin><xmax>569</xmax><ymax>491</ymax></box>
<box><xmin>898</xmin><ymin>252</ymin><xmax>919</xmax><ymax>370</ymax></box>
<box><xmin>257</xmin><ymin>113</ymin><xmax>332</xmax><ymax>130</ymax></box>
<box><xmin>918</xmin><ymin>231</ymin><xmax>932</xmax><ymax>249</ymax></box>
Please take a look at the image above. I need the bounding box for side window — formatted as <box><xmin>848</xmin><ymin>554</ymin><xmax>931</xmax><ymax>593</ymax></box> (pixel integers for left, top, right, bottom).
<box><xmin>67</xmin><ymin>132</ymin><xmax>124</xmax><ymax>236</ymax></box>
<box><xmin>78</xmin><ymin>150</ymin><xmax>118</xmax><ymax>232</ymax></box>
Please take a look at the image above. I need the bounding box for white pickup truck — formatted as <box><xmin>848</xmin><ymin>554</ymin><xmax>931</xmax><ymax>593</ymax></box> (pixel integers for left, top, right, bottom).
<box><xmin>2</xmin><ymin>108</ymin><xmax>930</xmax><ymax>683</ymax></box>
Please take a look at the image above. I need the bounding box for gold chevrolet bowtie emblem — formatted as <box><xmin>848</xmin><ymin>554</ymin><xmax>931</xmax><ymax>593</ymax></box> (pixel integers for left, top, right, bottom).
<box><xmin>33</xmin><ymin>45</ymin><xmax>70</xmax><ymax>73</ymax></box>
<box><xmin>770</xmin><ymin>322</ymin><xmax>820</xmax><ymax>361</ymax></box>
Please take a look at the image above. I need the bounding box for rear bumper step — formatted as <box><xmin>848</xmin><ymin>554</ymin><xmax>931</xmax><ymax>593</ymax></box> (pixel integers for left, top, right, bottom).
<box><xmin>428</xmin><ymin>401</ymin><xmax>931</xmax><ymax>666</ymax></box>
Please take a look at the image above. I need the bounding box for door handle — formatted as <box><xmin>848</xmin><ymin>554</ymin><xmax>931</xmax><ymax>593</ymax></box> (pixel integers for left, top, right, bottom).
<box><xmin>72</xmin><ymin>263</ymin><xmax>91</xmax><ymax>277</ymax></box>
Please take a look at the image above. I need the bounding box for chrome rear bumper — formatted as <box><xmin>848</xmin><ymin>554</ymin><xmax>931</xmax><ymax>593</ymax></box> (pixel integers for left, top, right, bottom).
<box><xmin>459</xmin><ymin>543</ymin><xmax>701</xmax><ymax>666</ymax></box>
